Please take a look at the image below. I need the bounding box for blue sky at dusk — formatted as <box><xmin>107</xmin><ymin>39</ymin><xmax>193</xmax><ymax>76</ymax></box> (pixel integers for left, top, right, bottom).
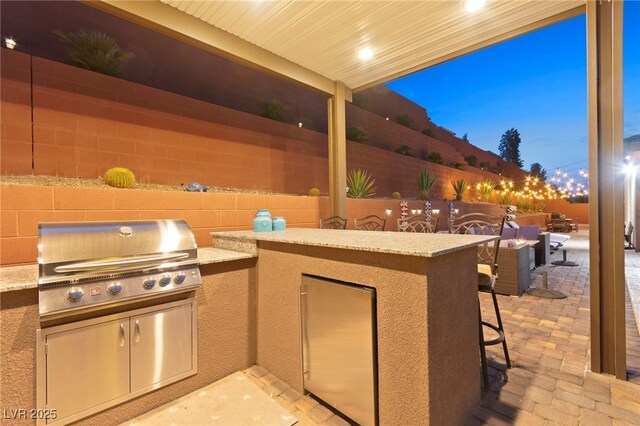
<box><xmin>387</xmin><ymin>2</ymin><xmax>639</xmax><ymax>177</ymax></box>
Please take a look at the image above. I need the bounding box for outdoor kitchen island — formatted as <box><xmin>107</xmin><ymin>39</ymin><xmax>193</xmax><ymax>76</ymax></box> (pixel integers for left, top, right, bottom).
<box><xmin>212</xmin><ymin>228</ymin><xmax>499</xmax><ymax>426</ymax></box>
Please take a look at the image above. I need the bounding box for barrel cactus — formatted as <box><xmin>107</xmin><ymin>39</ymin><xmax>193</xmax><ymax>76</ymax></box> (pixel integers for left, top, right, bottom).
<box><xmin>392</xmin><ymin>191</ymin><xmax>401</xmax><ymax>199</ymax></box>
<box><xmin>104</xmin><ymin>167</ymin><xmax>135</xmax><ymax>188</ymax></box>
<box><xmin>309</xmin><ymin>187</ymin><xmax>320</xmax><ymax>196</ymax></box>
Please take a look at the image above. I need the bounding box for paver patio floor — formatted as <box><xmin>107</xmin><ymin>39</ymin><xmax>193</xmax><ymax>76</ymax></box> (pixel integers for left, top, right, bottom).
<box><xmin>466</xmin><ymin>226</ymin><xmax>640</xmax><ymax>425</ymax></box>
<box><xmin>135</xmin><ymin>227</ymin><xmax>640</xmax><ymax>425</ymax></box>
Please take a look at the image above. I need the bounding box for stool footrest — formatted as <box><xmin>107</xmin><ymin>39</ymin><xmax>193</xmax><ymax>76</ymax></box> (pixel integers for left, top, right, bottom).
<box><xmin>481</xmin><ymin>321</ymin><xmax>505</xmax><ymax>346</ymax></box>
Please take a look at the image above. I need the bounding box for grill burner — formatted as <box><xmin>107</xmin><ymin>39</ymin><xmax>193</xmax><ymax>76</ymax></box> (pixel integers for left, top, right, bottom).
<box><xmin>38</xmin><ymin>220</ymin><xmax>202</xmax><ymax>317</ymax></box>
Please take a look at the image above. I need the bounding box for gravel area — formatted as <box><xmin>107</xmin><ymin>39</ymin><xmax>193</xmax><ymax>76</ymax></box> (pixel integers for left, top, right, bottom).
<box><xmin>0</xmin><ymin>174</ymin><xmax>290</xmax><ymax>194</ymax></box>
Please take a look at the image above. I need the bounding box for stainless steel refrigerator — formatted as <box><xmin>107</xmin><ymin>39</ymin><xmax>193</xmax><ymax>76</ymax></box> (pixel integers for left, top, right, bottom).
<box><xmin>300</xmin><ymin>275</ymin><xmax>377</xmax><ymax>426</ymax></box>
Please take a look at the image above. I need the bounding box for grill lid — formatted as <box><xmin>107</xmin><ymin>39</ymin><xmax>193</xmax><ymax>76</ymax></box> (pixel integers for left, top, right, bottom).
<box><xmin>38</xmin><ymin>220</ymin><xmax>198</xmax><ymax>285</ymax></box>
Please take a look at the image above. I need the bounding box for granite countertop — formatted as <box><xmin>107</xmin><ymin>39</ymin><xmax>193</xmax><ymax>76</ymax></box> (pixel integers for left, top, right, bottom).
<box><xmin>0</xmin><ymin>247</ymin><xmax>256</xmax><ymax>294</ymax></box>
<box><xmin>211</xmin><ymin>228</ymin><xmax>498</xmax><ymax>258</ymax></box>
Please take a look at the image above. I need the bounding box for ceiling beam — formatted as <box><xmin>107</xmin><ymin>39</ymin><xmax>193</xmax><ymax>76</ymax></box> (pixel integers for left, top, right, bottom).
<box><xmin>353</xmin><ymin>5</ymin><xmax>585</xmax><ymax>92</ymax></box>
<box><xmin>86</xmin><ymin>0</ymin><xmax>336</xmax><ymax>95</ymax></box>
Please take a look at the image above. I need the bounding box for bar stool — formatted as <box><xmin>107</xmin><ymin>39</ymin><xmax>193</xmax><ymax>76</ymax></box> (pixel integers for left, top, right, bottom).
<box><xmin>450</xmin><ymin>213</ymin><xmax>511</xmax><ymax>389</ymax></box>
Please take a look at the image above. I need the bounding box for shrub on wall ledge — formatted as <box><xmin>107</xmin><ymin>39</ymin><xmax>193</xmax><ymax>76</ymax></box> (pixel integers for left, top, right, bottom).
<box><xmin>258</xmin><ymin>99</ymin><xmax>288</xmax><ymax>123</ymax></box>
<box><xmin>464</xmin><ymin>155</ymin><xmax>478</xmax><ymax>167</ymax></box>
<box><xmin>347</xmin><ymin>127</ymin><xmax>368</xmax><ymax>143</ymax></box>
<box><xmin>54</xmin><ymin>29</ymin><xmax>134</xmax><ymax>77</ymax></box>
<box><xmin>351</xmin><ymin>93</ymin><xmax>368</xmax><ymax>109</ymax></box>
<box><xmin>308</xmin><ymin>187</ymin><xmax>320</xmax><ymax>196</ymax></box>
<box><xmin>428</xmin><ymin>152</ymin><xmax>443</xmax><ymax>165</ymax></box>
<box><xmin>347</xmin><ymin>169</ymin><xmax>377</xmax><ymax>198</ymax></box>
<box><xmin>395</xmin><ymin>113</ymin><xmax>415</xmax><ymax>129</ymax></box>
<box><xmin>395</xmin><ymin>144</ymin><xmax>415</xmax><ymax>157</ymax></box>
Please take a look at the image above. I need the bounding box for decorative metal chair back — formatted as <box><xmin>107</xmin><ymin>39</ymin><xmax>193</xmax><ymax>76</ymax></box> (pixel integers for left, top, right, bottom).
<box><xmin>449</xmin><ymin>213</ymin><xmax>506</xmax><ymax>274</ymax></box>
<box><xmin>354</xmin><ymin>215</ymin><xmax>386</xmax><ymax>231</ymax></box>
<box><xmin>397</xmin><ymin>216</ymin><xmax>438</xmax><ymax>233</ymax></box>
<box><xmin>320</xmin><ymin>216</ymin><xmax>347</xmax><ymax>230</ymax></box>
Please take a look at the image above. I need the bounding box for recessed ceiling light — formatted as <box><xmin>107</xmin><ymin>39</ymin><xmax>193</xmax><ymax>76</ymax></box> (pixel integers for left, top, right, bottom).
<box><xmin>463</xmin><ymin>0</ymin><xmax>485</xmax><ymax>12</ymax></box>
<box><xmin>358</xmin><ymin>47</ymin><xmax>373</xmax><ymax>61</ymax></box>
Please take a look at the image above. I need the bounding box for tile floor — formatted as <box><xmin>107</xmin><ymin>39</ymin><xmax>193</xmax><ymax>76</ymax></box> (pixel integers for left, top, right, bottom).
<box><xmin>138</xmin><ymin>227</ymin><xmax>640</xmax><ymax>425</ymax></box>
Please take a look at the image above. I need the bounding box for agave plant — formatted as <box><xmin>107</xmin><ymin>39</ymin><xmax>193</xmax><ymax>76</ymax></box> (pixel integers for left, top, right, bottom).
<box><xmin>497</xmin><ymin>194</ymin><xmax>512</xmax><ymax>205</ymax></box>
<box><xmin>476</xmin><ymin>179</ymin><xmax>498</xmax><ymax>202</ymax></box>
<box><xmin>54</xmin><ymin>29</ymin><xmax>134</xmax><ymax>76</ymax></box>
<box><xmin>451</xmin><ymin>179</ymin><xmax>468</xmax><ymax>201</ymax></box>
<box><xmin>417</xmin><ymin>171</ymin><xmax>436</xmax><ymax>200</ymax></box>
<box><xmin>347</xmin><ymin>169</ymin><xmax>377</xmax><ymax>198</ymax></box>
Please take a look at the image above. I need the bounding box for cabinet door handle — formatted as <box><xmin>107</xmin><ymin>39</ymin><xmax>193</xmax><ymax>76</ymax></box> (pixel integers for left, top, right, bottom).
<box><xmin>135</xmin><ymin>320</ymin><xmax>140</xmax><ymax>343</ymax></box>
<box><xmin>119</xmin><ymin>324</ymin><xmax>125</xmax><ymax>348</ymax></box>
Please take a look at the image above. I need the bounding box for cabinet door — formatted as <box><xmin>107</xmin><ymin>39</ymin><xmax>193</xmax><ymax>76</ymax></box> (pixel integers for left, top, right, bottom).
<box><xmin>46</xmin><ymin>319</ymin><xmax>129</xmax><ymax>422</ymax></box>
<box><xmin>130</xmin><ymin>303</ymin><xmax>193</xmax><ymax>392</ymax></box>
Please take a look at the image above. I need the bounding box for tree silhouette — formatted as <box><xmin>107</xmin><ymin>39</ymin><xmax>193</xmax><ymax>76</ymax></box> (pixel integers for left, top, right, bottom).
<box><xmin>530</xmin><ymin>162</ymin><xmax>547</xmax><ymax>181</ymax></box>
<box><xmin>498</xmin><ymin>128</ymin><xmax>523</xmax><ymax>168</ymax></box>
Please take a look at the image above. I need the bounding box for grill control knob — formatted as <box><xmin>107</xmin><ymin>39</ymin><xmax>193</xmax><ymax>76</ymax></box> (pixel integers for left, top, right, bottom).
<box><xmin>108</xmin><ymin>282</ymin><xmax>123</xmax><ymax>295</ymax></box>
<box><xmin>159</xmin><ymin>274</ymin><xmax>172</xmax><ymax>287</ymax></box>
<box><xmin>67</xmin><ymin>287</ymin><xmax>84</xmax><ymax>302</ymax></box>
<box><xmin>174</xmin><ymin>272</ymin><xmax>186</xmax><ymax>284</ymax></box>
<box><xmin>142</xmin><ymin>278</ymin><xmax>156</xmax><ymax>289</ymax></box>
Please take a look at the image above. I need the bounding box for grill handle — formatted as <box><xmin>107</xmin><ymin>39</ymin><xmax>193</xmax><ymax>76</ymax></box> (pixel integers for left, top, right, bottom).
<box><xmin>53</xmin><ymin>253</ymin><xmax>190</xmax><ymax>273</ymax></box>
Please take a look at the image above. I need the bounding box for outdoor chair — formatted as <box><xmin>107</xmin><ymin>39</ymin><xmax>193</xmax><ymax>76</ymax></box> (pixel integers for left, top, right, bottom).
<box><xmin>450</xmin><ymin>213</ymin><xmax>510</xmax><ymax>389</ymax></box>
<box><xmin>354</xmin><ymin>215</ymin><xmax>386</xmax><ymax>231</ymax></box>
<box><xmin>550</xmin><ymin>218</ymin><xmax>572</xmax><ymax>233</ymax></box>
<box><xmin>397</xmin><ymin>216</ymin><xmax>438</xmax><ymax>233</ymax></box>
<box><xmin>625</xmin><ymin>222</ymin><xmax>635</xmax><ymax>250</ymax></box>
<box><xmin>320</xmin><ymin>216</ymin><xmax>347</xmax><ymax>230</ymax></box>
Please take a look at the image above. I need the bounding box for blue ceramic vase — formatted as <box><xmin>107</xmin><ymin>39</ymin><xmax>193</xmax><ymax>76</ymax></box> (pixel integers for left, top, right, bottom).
<box><xmin>272</xmin><ymin>217</ymin><xmax>286</xmax><ymax>231</ymax></box>
<box><xmin>253</xmin><ymin>209</ymin><xmax>272</xmax><ymax>232</ymax></box>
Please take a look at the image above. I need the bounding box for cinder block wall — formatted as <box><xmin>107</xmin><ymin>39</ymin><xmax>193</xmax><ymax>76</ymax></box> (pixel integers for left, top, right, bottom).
<box><xmin>1</xmin><ymin>49</ymin><xmax>514</xmax><ymax>198</ymax></box>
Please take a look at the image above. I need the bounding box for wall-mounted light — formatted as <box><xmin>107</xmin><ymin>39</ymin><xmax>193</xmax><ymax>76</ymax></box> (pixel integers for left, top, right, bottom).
<box><xmin>416</xmin><ymin>209</ymin><xmax>422</xmax><ymax>214</ymax></box>
<box><xmin>5</xmin><ymin>38</ymin><xmax>16</xmax><ymax>50</ymax></box>
<box><xmin>385</xmin><ymin>209</ymin><xmax>392</xmax><ymax>215</ymax></box>
<box><xmin>298</xmin><ymin>122</ymin><xmax>303</xmax><ymax>128</ymax></box>
<box><xmin>432</xmin><ymin>209</ymin><xmax>440</xmax><ymax>215</ymax></box>
<box><xmin>411</xmin><ymin>209</ymin><xmax>417</xmax><ymax>215</ymax></box>
<box><xmin>625</xmin><ymin>154</ymin><xmax>631</xmax><ymax>161</ymax></box>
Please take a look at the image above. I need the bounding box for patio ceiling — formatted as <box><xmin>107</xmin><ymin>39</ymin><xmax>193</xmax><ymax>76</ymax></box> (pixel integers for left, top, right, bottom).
<box><xmin>93</xmin><ymin>0</ymin><xmax>584</xmax><ymax>93</ymax></box>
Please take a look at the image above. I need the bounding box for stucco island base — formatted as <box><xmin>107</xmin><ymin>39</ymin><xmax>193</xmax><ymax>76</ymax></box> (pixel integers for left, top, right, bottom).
<box><xmin>254</xmin><ymin>241</ymin><xmax>480</xmax><ymax>425</ymax></box>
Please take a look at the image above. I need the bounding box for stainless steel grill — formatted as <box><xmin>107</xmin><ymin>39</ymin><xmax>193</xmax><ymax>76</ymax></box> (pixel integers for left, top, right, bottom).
<box><xmin>38</xmin><ymin>220</ymin><xmax>202</xmax><ymax>317</ymax></box>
